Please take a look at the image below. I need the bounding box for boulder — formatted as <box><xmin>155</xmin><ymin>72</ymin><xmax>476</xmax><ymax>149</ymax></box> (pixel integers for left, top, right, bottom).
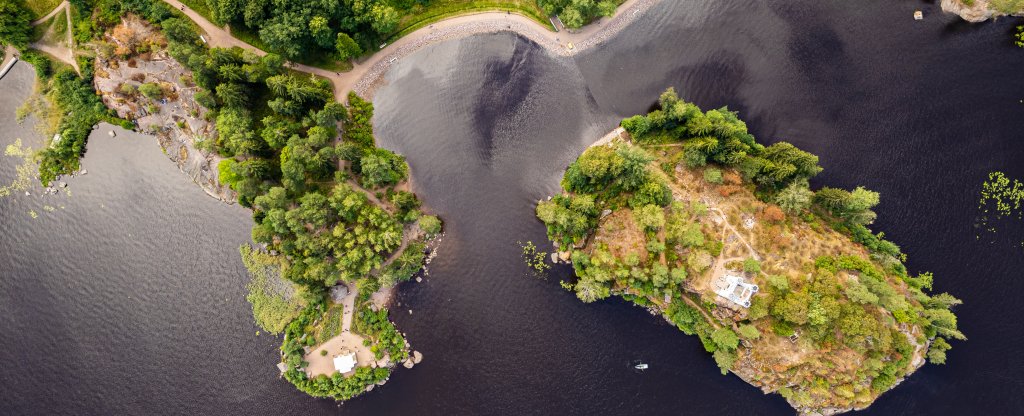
<box><xmin>412</xmin><ymin>350</ymin><xmax>423</xmax><ymax>364</ymax></box>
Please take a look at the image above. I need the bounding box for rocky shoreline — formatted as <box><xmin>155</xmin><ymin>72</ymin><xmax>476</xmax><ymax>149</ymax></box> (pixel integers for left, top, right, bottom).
<box><xmin>93</xmin><ymin>49</ymin><xmax>235</xmax><ymax>204</ymax></box>
<box><xmin>941</xmin><ymin>0</ymin><xmax>1024</xmax><ymax>22</ymax></box>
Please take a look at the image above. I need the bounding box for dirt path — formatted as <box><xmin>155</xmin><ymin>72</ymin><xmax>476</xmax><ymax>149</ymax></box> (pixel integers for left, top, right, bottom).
<box><xmin>159</xmin><ymin>0</ymin><xmax>660</xmax><ymax>100</ymax></box>
<box><xmin>302</xmin><ymin>283</ymin><xmax>377</xmax><ymax>377</ymax></box>
<box><xmin>30</xmin><ymin>0</ymin><xmax>68</xmax><ymax>25</ymax></box>
<box><xmin>29</xmin><ymin>0</ymin><xmax>79</xmax><ymax>74</ymax></box>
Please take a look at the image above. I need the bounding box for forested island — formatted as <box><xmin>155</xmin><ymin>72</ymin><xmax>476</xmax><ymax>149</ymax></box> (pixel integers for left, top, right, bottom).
<box><xmin>537</xmin><ymin>88</ymin><xmax>963</xmax><ymax>414</ymax></box>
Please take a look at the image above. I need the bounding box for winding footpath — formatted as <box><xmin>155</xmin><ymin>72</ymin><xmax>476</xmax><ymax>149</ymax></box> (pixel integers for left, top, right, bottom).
<box><xmin>28</xmin><ymin>0</ymin><xmax>80</xmax><ymax>74</ymax></box>
<box><xmin>159</xmin><ymin>0</ymin><xmax>661</xmax><ymax>100</ymax></box>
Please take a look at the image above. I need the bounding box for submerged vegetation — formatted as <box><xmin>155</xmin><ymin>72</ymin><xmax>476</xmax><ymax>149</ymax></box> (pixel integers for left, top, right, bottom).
<box><xmin>977</xmin><ymin>171</ymin><xmax>1024</xmax><ymax>247</ymax></box>
<box><xmin>240</xmin><ymin>244</ymin><xmax>311</xmax><ymax>334</ymax></box>
<box><xmin>537</xmin><ymin>88</ymin><xmax>963</xmax><ymax>413</ymax></box>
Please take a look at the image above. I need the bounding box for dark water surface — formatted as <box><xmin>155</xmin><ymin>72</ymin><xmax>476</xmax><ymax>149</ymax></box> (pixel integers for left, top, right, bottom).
<box><xmin>3</xmin><ymin>0</ymin><xmax>1024</xmax><ymax>414</ymax></box>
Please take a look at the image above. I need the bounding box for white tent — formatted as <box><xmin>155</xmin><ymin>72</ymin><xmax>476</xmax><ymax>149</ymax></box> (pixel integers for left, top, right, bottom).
<box><xmin>333</xmin><ymin>352</ymin><xmax>357</xmax><ymax>373</ymax></box>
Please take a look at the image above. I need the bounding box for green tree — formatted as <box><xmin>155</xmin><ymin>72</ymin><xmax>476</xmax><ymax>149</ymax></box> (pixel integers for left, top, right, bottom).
<box><xmin>217</xmin><ymin>107</ymin><xmax>261</xmax><ymax>155</ymax></box>
<box><xmin>737</xmin><ymin>324</ymin><xmax>761</xmax><ymax>340</ymax></box>
<box><xmin>336</xmin><ymin>32</ymin><xmax>362</xmax><ymax>61</ymax></box>
<box><xmin>419</xmin><ymin>215</ymin><xmax>441</xmax><ymax>236</ymax></box>
<box><xmin>359</xmin><ymin>148</ymin><xmax>408</xmax><ymax>189</ymax></box>
<box><xmin>634</xmin><ymin>204</ymin><xmax>665</xmax><ymax>231</ymax></box>
<box><xmin>139</xmin><ymin>83</ymin><xmax>163</xmax><ymax>99</ymax></box>
<box><xmin>703</xmin><ymin>168</ymin><xmax>723</xmax><ymax>184</ymax></box>
<box><xmin>742</xmin><ymin>258</ymin><xmax>761</xmax><ymax>274</ymax></box>
<box><xmin>711</xmin><ymin>327</ymin><xmax>739</xmax><ymax>351</ymax></box>
<box><xmin>0</xmin><ymin>0</ymin><xmax>32</xmax><ymax>49</ymax></box>
<box><xmin>775</xmin><ymin>181</ymin><xmax>813</xmax><ymax>214</ymax></box>
<box><xmin>927</xmin><ymin>337</ymin><xmax>952</xmax><ymax>364</ymax></box>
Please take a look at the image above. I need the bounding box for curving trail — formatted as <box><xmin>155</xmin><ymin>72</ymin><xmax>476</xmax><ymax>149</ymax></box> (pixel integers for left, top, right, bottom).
<box><xmin>30</xmin><ymin>0</ymin><xmax>69</xmax><ymax>26</ymax></box>
<box><xmin>28</xmin><ymin>0</ymin><xmax>80</xmax><ymax>74</ymax></box>
<box><xmin>159</xmin><ymin>0</ymin><xmax>659</xmax><ymax>100</ymax></box>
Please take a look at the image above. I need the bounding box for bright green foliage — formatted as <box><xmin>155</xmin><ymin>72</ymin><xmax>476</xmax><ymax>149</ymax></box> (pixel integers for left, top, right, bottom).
<box><xmin>713</xmin><ymin>349</ymin><xmax>737</xmax><ymax>375</ymax></box>
<box><xmin>703</xmin><ymin>167</ymin><xmax>723</xmax><ymax>184</ymax></box>
<box><xmin>240</xmin><ymin>244</ymin><xmax>308</xmax><ymax>333</ymax></box>
<box><xmin>203</xmin><ymin>0</ymin><xmax>400</xmax><ymax>61</ymax></box>
<box><xmin>815</xmin><ymin>186</ymin><xmax>880</xmax><ymax>225</ymax></box>
<box><xmin>419</xmin><ymin>215</ymin><xmax>442</xmax><ymax>236</ymax></box>
<box><xmin>737</xmin><ymin>324</ymin><xmax>761</xmax><ymax>340</ymax></box>
<box><xmin>742</xmin><ymin>258</ymin><xmax>761</xmax><ymax>274</ymax></box>
<box><xmin>538</xmin><ymin>0</ymin><xmax>619</xmax><ymax>28</ymax></box>
<box><xmin>562</xmin><ymin>142</ymin><xmax>662</xmax><ymax>196</ymax></box>
<box><xmin>621</xmin><ymin>88</ymin><xmax>822</xmax><ymax>191</ymax></box>
<box><xmin>0</xmin><ymin>0</ymin><xmax>33</xmax><ymax>49</ymax></box>
<box><xmin>345</xmin><ymin>92</ymin><xmax>375</xmax><ymax>147</ymax></box>
<box><xmin>138</xmin><ymin>82</ymin><xmax>163</xmax><ymax>99</ymax></box>
<box><xmin>536</xmin><ymin>194</ymin><xmax>598</xmax><ymax>246</ymax></box>
<box><xmin>775</xmin><ymin>180</ymin><xmax>814</xmax><ymax>214</ymax></box>
<box><xmin>335</xmin><ymin>32</ymin><xmax>362</xmax><ymax>61</ymax></box>
<box><xmin>358</xmin><ymin>148</ymin><xmax>408</xmax><ymax>189</ymax></box>
<box><xmin>378</xmin><ymin>243</ymin><xmax>426</xmax><ymax>287</ymax></box>
<box><xmin>1016</xmin><ymin>26</ymin><xmax>1024</xmax><ymax>48</ymax></box>
<box><xmin>37</xmin><ymin>70</ymin><xmax>116</xmax><ymax>185</ymax></box>
<box><xmin>634</xmin><ymin>204</ymin><xmax>665</xmax><ymax>231</ymax></box>
<box><xmin>927</xmin><ymin>337</ymin><xmax>952</xmax><ymax>364</ymax></box>
<box><xmin>711</xmin><ymin>327</ymin><xmax>740</xmax><ymax>351</ymax></box>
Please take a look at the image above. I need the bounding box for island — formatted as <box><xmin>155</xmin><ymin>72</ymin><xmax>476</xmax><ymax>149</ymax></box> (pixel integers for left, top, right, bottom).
<box><xmin>536</xmin><ymin>88</ymin><xmax>964</xmax><ymax>414</ymax></box>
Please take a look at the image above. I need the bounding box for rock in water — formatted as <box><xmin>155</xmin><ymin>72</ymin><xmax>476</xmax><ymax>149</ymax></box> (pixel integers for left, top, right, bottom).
<box><xmin>412</xmin><ymin>351</ymin><xmax>423</xmax><ymax>364</ymax></box>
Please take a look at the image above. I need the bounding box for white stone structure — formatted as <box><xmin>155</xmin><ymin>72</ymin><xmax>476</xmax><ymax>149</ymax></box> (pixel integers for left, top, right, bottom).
<box><xmin>713</xmin><ymin>273</ymin><xmax>759</xmax><ymax>308</ymax></box>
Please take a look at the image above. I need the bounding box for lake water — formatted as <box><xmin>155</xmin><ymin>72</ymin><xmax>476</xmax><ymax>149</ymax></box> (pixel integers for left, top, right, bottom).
<box><xmin>2</xmin><ymin>0</ymin><xmax>1023</xmax><ymax>414</ymax></box>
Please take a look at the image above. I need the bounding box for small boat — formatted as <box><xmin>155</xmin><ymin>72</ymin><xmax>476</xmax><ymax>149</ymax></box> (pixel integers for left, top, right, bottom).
<box><xmin>634</xmin><ymin>363</ymin><xmax>649</xmax><ymax>370</ymax></box>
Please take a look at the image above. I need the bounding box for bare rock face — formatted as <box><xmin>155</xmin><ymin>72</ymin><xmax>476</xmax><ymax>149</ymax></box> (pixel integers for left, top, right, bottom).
<box><xmin>93</xmin><ymin>19</ymin><xmax>236</xmax><ymax>204</ymax></box>
<box><xmin>940</xmin><ymin>0</ymin><xmax>1010</xmax><ymax>22</ymax></box>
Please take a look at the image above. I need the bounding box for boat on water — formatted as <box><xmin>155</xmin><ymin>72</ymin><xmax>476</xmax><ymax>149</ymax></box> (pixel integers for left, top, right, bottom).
<box><xmin>630</xmin><ymin>359</ymin><xmax>649</xmax><ymax>372</ymax></box>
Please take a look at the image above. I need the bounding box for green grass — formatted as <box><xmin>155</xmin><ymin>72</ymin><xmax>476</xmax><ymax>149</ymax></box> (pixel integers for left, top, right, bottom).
<box><xmin>989</xmin><ymin>0</ymin><xmax>1024</xmax><ymax>13</ymax></box>
<box><xmin>29</xmin><ymin>15</ymin><xmax>56</xmax><ymax>43</ymax></box>
<box><xmin>25</xmin><ymin>0</ymin><xmax>62</xmax><ymax>20</ymax></box>
<box><xmin>389</xmin><ymin>0</ymin><xmax>551</xmax><ymax>42</ymax></box>
<box><xmin>313</xmin><ymin>304</ymin><xmax>344</xmax><ymax>344</ymax></box>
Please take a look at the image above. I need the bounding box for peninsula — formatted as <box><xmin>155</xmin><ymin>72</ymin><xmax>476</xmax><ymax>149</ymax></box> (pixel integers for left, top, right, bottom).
<box><xmin>537</xmin><ymin>88</ymin><xmax>964</xmax><ymax>414</ymax></box>
<box><xmin>0</xmin><ymin>0</ymin><xmax>659</xmax><ymax>403</ymax></box>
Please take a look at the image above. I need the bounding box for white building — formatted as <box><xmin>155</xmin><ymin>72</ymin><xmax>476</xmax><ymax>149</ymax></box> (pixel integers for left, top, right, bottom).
<box><xmin>713</xmin><ymin>273</ymin><xmax>759</xmax><ymax>308</ymax></box>
<box><xmin>333</xmin><ymin>351</ymin><xmax>357</xmax><ymax>374</ymax></box>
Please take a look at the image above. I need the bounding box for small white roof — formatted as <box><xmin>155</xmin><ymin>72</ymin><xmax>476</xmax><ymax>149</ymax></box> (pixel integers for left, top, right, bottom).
<box><xmin>333</xmin><ymin>353</ymin><xmax>357</xmax><ymax>373</ymax></box>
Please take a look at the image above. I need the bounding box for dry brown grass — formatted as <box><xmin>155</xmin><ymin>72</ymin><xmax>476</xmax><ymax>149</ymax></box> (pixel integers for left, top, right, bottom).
<box><xmin>592</xmin><ymin>208</ymin><xmax>648</xmax><ymax>260</ymax></box>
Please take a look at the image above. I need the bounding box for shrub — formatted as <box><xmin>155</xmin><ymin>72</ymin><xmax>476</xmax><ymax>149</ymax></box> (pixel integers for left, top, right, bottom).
<box><xmin>419</xmin><ymin>215</ymin><xmax>441</xmax><ymax>236</ymax></box>
<box><xmin>139</xmin><ymin>82</ymin><xmax>163</xmax><ymax>99</ymax></box>
<box><xmin>704</xmin><ymin>168</ymin><xmax>723</xmax><ymax>184</ymax></box>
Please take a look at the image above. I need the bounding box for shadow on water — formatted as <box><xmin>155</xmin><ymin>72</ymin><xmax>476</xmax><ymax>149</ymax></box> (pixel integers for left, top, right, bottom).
<box><xmin>2</xmin><ymin>0</ymin><xmax>1024</xmax><ymax>414</ymax></box>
